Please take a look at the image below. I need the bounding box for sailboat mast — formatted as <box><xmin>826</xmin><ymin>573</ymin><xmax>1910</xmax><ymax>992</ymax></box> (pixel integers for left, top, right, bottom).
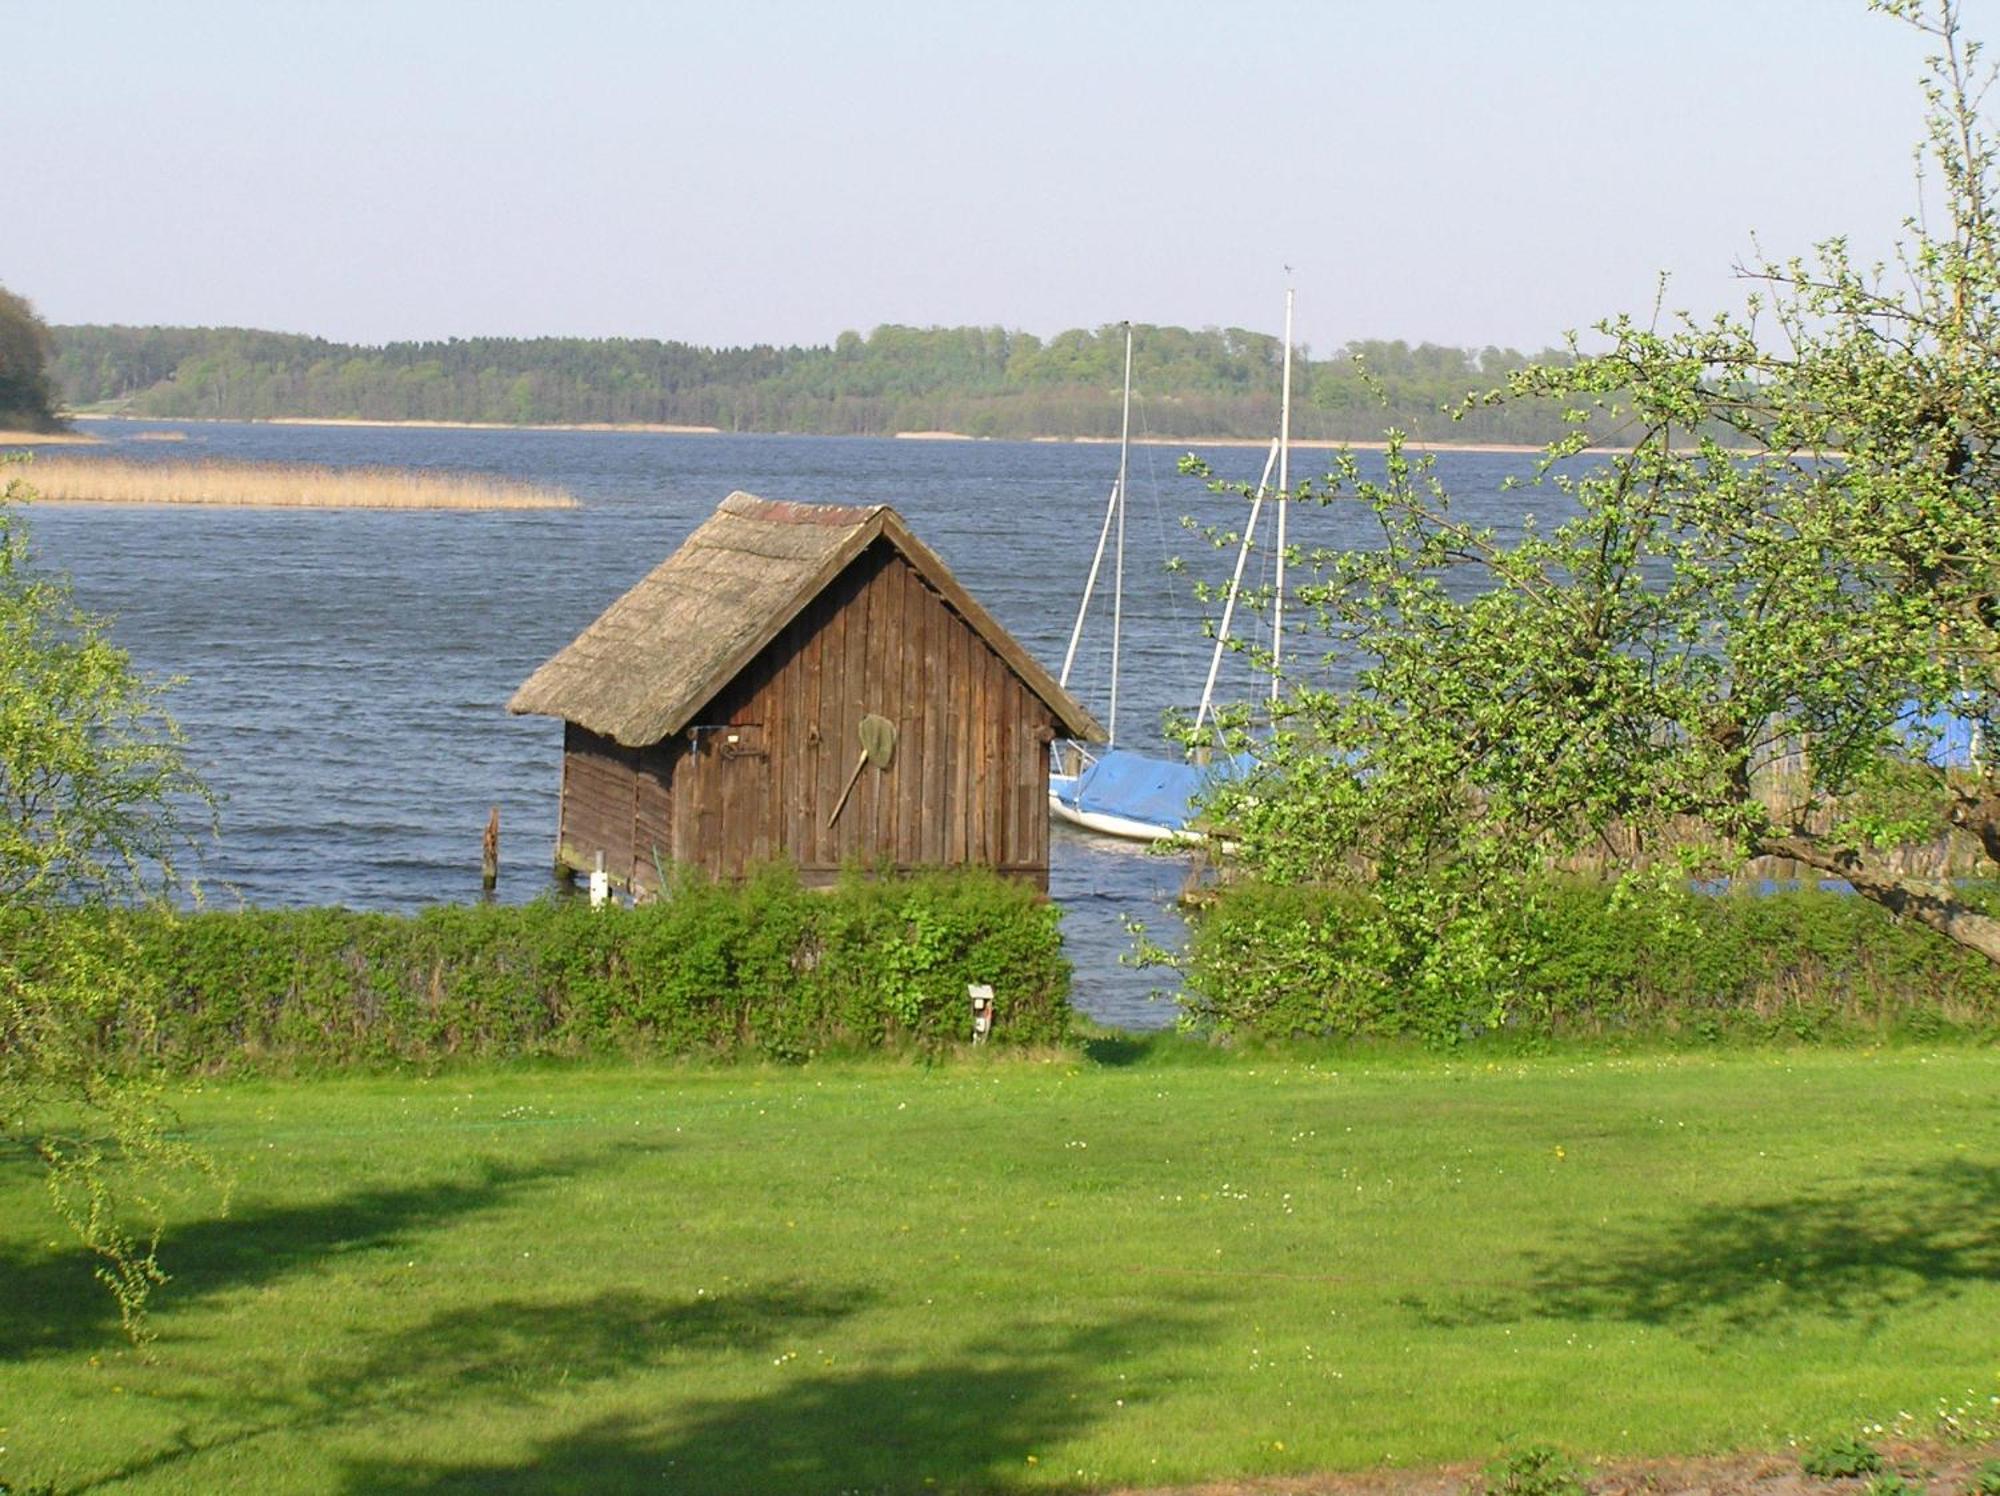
<box><xmin>1109</xmin><ymin>321</ymin><xmax>1133</xmax><ymax>746</ymax></box>
<box><xmin>1195</xmin><ymin>438</ymin><xmax>1278</xmax><ymax>736</ymax></box>
<box><xmin>1271</xmin><ymin>286</ymin><xmax>1294</xmax><ymax>704</ymax></box>
<box><xmin>1059</xmin><ymin>479</ymin><xmax>1120</xmax><ymax>690</ymax></box>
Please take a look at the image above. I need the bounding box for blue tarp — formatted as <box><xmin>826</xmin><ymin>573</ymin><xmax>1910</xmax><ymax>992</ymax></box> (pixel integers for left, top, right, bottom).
<box><xmin>1062</xmin><ymin>747</ymin><xmax>1252</xmax><ymax>831</ymax></box>
<box><xmin>1897</xmin><ymin>702</ymin><xmax>1987</xmax><ymax>768</ymax></box>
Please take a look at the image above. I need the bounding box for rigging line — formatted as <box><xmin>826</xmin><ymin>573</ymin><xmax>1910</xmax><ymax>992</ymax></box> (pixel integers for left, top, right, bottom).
<box><xmin>1131</xmin><ymin>383</ymin><xmax>1198</xmax><ymax>682</ymax></box>
<box><xmin>1060</xmin><ymin>477</ymin><xmax>1121</xmax><ymax>693</ymax></box>
<box><xmin>1195</xmin><ymin>438</ymin><xmax>1280</xmax><ymax>734</ymax></box>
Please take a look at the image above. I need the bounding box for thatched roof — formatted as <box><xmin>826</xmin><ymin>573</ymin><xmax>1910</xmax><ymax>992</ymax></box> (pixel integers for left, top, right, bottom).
<box><xmin>509</xmin><ymin>491</ymin><xmax>1103</xmax><ymax>747</ymax></box>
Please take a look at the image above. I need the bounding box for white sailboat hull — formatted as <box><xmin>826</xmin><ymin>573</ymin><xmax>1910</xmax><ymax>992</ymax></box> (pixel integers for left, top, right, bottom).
<box><xmin>1047</xmin><ymin>788</ymin><xmax>1188</xmax><ymax>844</ymax></box>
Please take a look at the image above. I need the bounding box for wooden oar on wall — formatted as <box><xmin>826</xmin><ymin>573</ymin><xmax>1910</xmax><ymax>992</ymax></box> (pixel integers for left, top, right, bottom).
<box><xmin>827</xmin><ymin>713</ymin><xmax>898</xmax><ymax>829</ymax></box>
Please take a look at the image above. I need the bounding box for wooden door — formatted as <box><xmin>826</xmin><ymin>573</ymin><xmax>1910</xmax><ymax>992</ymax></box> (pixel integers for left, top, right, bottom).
<box><xmin>675</xmin><ymin>723</ymin><xmax>772</xmax><ymax>880</ymax></box>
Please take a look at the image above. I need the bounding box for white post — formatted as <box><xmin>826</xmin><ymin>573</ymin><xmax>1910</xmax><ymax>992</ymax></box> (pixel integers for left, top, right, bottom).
<box><xmin>1271</xmin><ymin>285</ymin><xmax>1294</xmax><ymax>704</ymax></box>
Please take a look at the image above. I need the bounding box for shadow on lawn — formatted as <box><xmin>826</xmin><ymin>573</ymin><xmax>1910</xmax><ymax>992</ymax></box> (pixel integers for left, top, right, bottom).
<box><xmin>1410</xmin><ymin>1158</ymin><xmax>2000</xmax><ymax>1336</ymax></box>
<box><xmin>0</xmin><ymin>1151</ymin><xmax>607</xmax><ymax>1360</ymax></box>
<box><xmin>74</xmin><ymin>1280</ymin><xmax>875</xmax><ymax>1493</ymax></box>
<box><xmin>1079</xmin><ymin>1033</ymin><xmax>1157</xmax><ymax>1068</ymax></box>
<box><xmin>334</xmin><ymin>1308</ymin><xmax>1208</xmax><ymax>1496</ymax></box>
<box><xmin>326</xmin><ymin>1282</ymin><xmax>875</xmax><ymax>1405</ymax></box>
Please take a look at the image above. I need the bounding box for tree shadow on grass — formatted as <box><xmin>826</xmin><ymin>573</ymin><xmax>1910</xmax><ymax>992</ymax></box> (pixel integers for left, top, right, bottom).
<box><xmin>0</xmin><ymin>1150</ymin><xmax>616</xmax><ymax>1360</ymax></box>
<box><xmin>336</xmin><ymin>1305</ymin><xmax>1213</xmax><ymax>1495</ymax></box>
<box><xmin>1407</xmin><ymin>1159</ymin><xmax>2000</xmax><ymax>1338</ymax></box>
<box><xmin>325</xmin><ymin>1282</ymin><xmax>876</xmax><ymax>1407</ymax></box>
<box><xmin>75</xmin><ymin>1280</ymin><xmax>875</xmax><ymax>1493</ymax></box>
<box><xmin>1079</xmin><ymin>1033</ymin><xmax>1157</xmax><ymax>1068</ymax></box>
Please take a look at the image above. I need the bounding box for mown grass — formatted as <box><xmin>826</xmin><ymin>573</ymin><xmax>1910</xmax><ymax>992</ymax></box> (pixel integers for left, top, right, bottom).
<box><xmin>2</xmin><ymin>1042</ymin><xmax>1996</xmax><ymax>1493</ymax></box>
<box><xmin>12</xmin><ymin>456</ymin><xmax>577</xmax><ymax>509</ymax></box>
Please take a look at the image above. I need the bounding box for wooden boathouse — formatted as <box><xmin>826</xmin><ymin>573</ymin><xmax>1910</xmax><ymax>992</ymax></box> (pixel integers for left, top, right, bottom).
<box><xmin>509</xmin><ymin>492</ymin><xmax>1102</xmax><ymax>893</ymax></box>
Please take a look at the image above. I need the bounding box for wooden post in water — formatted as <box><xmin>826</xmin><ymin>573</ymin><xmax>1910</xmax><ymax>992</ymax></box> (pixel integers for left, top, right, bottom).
<box><xmin>482</xmin><ymin>806</ymin><xmax>500</xmax><ymax>893</ymax></box>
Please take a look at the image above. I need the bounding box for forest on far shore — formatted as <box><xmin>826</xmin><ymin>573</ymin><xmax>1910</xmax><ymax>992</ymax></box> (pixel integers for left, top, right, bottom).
<box><xmin>50</xmin><ymin>321</ymin><xmax>1596</xmax><ymax>443</ymax></box>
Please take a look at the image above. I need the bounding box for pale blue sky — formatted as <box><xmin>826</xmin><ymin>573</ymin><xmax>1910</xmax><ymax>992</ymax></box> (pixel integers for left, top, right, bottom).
<box><xmin>6</xmin><ymin>1</ymin><xmax>1952</xmax><ymax>354</ymax></box>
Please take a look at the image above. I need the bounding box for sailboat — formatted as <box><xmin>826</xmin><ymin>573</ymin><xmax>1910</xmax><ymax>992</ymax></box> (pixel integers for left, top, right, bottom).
<box><xmin>1048</xmin><ymin>293</ymin><xmax>1298</xmax><ymax>843</ymax></box>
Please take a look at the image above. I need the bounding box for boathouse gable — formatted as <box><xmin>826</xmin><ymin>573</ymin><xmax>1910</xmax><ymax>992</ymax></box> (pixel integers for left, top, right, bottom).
<box><xmin>510</xmin><ymin>492</ymin><xmax>1101</xmax><ymax>893</ymax></box>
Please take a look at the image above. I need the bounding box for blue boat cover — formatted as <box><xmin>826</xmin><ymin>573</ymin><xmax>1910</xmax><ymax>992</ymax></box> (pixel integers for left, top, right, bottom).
<box><xmin>1063</xmin><ymin>747</ymin><xmax>1252</xmax><ymax>831</ymax></box>
<box><xmin>1898</xmin><ymin>703</ymin><xmax>1986</xmax><ymax>768</ymax></box>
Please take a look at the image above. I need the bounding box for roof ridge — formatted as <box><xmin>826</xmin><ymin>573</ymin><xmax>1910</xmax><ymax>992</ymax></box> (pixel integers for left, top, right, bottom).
<box><xmin>719</xmin><ymin>491</ymin><xmax>883</xmax><ymax>528</ymax></box>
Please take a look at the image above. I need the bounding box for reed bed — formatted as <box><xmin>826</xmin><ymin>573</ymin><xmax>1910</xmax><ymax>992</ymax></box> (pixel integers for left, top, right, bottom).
<box><xmin>0</xmin><ymin>429</ymin><xmax>101</xmax><ymax>446</ymax></box>
<box><xmin>13</xmin><ymin>456</ymin><xmax>579</xmax><ymax>509</ymax></box>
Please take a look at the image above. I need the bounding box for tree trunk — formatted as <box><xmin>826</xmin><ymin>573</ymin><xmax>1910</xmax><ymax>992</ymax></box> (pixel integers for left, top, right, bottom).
<box><xmin>1753</xmin><ymin>831</ymin><xmax>2000</xmax><ymax>965</ymax></box>
<box><xmin>1948</xmin><ymin>789</ymin><xmax>2000</xmax><ymax>866</ymax></box>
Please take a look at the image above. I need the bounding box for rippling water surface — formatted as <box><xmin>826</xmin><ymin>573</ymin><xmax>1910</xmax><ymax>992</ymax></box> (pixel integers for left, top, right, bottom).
<box><xmin>27</xmin><ymin>421</ymin><xmax>1540</xmax><ymax>1029</ymax></box>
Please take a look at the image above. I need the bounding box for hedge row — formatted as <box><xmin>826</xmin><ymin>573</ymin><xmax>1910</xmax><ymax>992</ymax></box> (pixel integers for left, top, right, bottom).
<box><xmin>7</xmin><ymin>867</ymin><xmax>1071</xmax><ymax>1070</ymax></box>
<box><xmin>1183</xmin><ymin>878</ymin><xmax>2000</xmax><ymax>1043</ymax></box>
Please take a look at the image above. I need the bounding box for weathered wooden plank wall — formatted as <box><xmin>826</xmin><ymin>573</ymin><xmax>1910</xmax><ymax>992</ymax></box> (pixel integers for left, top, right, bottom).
<box><xmin>556</xmin><ymin>539</ymin><xmax>1057</xmax><ymax>893</ymax></box>
<box><xmin>558</xmin><ymin>724</ymin><xmax>647</xmax><ymax>884</ymax></box>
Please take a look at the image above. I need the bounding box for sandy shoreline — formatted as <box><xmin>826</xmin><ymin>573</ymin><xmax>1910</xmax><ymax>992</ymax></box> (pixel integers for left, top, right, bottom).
<box><xmin>900</xmin><ymin>427</ymin><xmax>1548</xmax><ymax>453</ymax></box>
<box><xmin>1069</xmin><ymin>434</ymin><xmax>1551</xmax><ymax>454</ymax></box>
<box><xmin>933</xmin><ymin>431</ymin><xmax>1550</xmax><ymax>454</ymax></box>
<box><xmin>71</xmin><ymin>414</ymin><xmax>723</xmax><ymax>436</ymax></box>
<box><xmin>267</xmin><ymin>416</ymin><xmax>726</xmax><ymax>435</ymax></box>
<box><xmin>70</xmin><ymin>414</ymin><xmax>1550</xmax><ymax>454</ymax></box>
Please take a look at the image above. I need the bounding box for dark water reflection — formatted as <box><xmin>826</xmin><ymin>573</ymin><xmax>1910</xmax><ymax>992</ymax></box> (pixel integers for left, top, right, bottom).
<box><xmin>26</xmin><ymin>421</ymin><xmax>1544</xmax><ymax>1029</ymax></box>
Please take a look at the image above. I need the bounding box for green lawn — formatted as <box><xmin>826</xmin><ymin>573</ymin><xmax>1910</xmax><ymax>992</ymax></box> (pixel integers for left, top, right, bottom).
<box><xmin>3</xmin><ymin>1043</ymin><xmax>1996</xmax><ymax>1493</ymax></box>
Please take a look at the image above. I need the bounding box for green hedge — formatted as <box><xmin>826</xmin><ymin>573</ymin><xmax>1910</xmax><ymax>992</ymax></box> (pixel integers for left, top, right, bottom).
<box><xmin>1183</xmin><ymin>879</ymin><xmax>2000</xmax><ymax>1044</ymax></box>
<box><xmin>6</xmin><ymin>867</ymin><xmax>1071</xmax><ymax>1070</ymax></box>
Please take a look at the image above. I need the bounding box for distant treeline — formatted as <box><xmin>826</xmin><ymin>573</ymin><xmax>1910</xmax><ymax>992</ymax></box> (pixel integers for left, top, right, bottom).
<box><xmin>51</xmin><ymin>322</ymin><xmax>1592</xmax><ymax>443</ymax></box>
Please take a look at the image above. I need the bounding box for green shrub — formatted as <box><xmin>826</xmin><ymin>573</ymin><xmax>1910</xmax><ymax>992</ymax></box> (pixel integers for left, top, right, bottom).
<box><xmin>1863</xmin><ymin>1475</ymin><xmax>1921</xmax><ymax>1496</ymax></box>
<box><xmin>1181</xmin><ymin>878</ymin><xmax>2000</xmax><ymax>1045</ymax></box>
<box><xmin>1966</xmin><ymin>1461</ymin><xmax>2000</xmax><ymax>1496</ymax></box>
<box><xmin>1480</xmin><ymin>1445</ymin><xmax>1587</xmax><ymax>1496</ymax></box>
<box><xmin>1802</xmin><ymin>1436</ymin><xmax>1886</xmax><ymax>1479</ymax></box>
<box><xmin>5</xmin><ymin>866</ymin><xmax>1070</xmax><ymax>1072</ymax></box>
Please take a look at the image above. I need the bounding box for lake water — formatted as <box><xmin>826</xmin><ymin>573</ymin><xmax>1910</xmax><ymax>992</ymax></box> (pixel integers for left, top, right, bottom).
<box><xmin>25</xmin><ymin>420</ymin><xmax>1541</xmax><ymax>1029</ymax></box>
